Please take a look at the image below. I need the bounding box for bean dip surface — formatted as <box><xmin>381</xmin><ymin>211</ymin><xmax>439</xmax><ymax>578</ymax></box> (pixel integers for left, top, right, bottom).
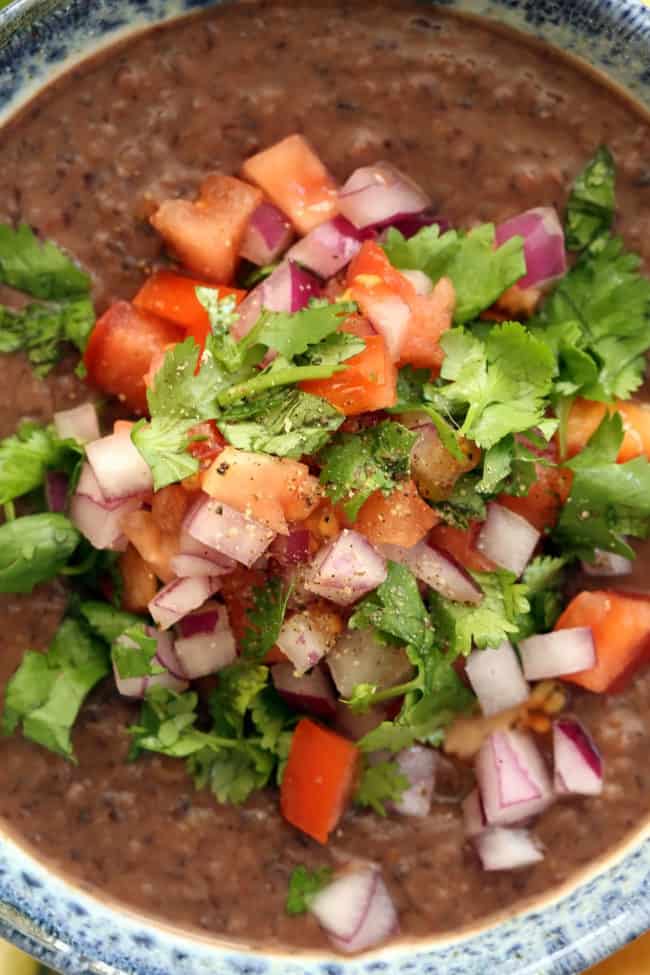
<box><xmin>1</xmin><ymin>0</ymin><xmax>650</xmax><ymax>951</ymax></box>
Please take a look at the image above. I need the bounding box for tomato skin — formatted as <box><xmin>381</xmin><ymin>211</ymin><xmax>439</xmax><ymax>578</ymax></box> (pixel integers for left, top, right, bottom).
<box><xmin>187</xmin><ymin>420</ymin><xmax>227</xmax><ymax>471</ymax></box>
<box><xmin>499</xmin><ymin>439</ymin><xmax>573</xmax><ymax>532</ymax></box>
<box><xmin>355</xmin><ymin>479</ymin><xmax>438</xmax><ymax>547</ymax></box>
<box><xmin>429</xmin><ymin>521</ymin><xmax>495</xmax><ymax>573</ymax></box>
<box><xmin>83</xmin><ymin>301</ymin><xmax>184</xmax><ymax>414</ymax></box>
<box><xmin>134</xmin><ymin>270</ymin><xmax>246</xmax><ymax>350</ymax></box>
<box><xmin>300</xmin><ymin>315</ymin><xmax>397</xmax><ymax>415</ymax></box>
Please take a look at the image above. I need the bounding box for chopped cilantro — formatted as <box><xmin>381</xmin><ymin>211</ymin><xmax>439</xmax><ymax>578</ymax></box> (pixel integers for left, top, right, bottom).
<box><xmin>565</xmin><ymin>147</ymin><xmax>616</xmax><ymax>252</ymax></box>
<box><xmin>429</xmin><ymin>569</ymin><xmax>530</xmax><ymax>655</ymax></box>
<box><xmin>514</xmin><ymin>555</ymin><xmax>569</xmax><ymax>639</ymax></box>
<box><xmin>131</xmin><ymin>416</ymin><xmax>199</xmax><ymax>491</ymax></box>
<box><xmin>0</xmin><ymin>223</ymin><xmax>90</xmax><ymax>299</ymax></box>
<box><xmin>354</xmin><ymin>759</ymin><xmax>409</xmax><ymax>816</ymax></box>
<box><xmin>319</xmin><ymin>420</ymin><xmax>417</xmax><ymax>519</ymax></box>
<box><xmin>433</xmin><ymin>471</ymin><xmax>487</xmax><ymax>529</ymax></box>
<box><xmin>241</xmin><ymin>577</ymin><xmax>293</xmax><ymax>661</ymax></box>
<box><xmin>382</xmin><ymin>222</ymin><xmax>525</xmax><ymax>324</ymax></box>
<box><xmin>286</xmin><ymin>866</ymin><xmax>333</xmax><ymax>916</ymax></box>
<box><xmin>78</xmin><ymin>601</ymin><xmax>142</xmax><ymax>642</ymax></box>
<box><xmin>0</xmin><ymin>297</ymin><xmax>94</xmax><ymax>376</ymax></box>
<box><xmin>0</xmin><ymin>420</ymin><xmax>82</xmax><ymax>505</ymax></box>
<box><xmin>0</xmin><ymin>513</ymin><xmax>80</xmax><ymax>593</ymax></box>
<box><xmin>389</xmin><ymin>365</ymin><xmax>463</xmax><ymax>460</ymax></box>
<box><xmin>112</xmin><ymin>623</ymin><xmax>163</xmax><ymax>679</ymax></box>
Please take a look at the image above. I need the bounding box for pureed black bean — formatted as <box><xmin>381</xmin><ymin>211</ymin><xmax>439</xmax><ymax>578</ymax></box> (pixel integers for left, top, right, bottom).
<box><xmin>1</xmin><ymin>0</ymin><xmax>650</xmax><ymax>950</ymax></box>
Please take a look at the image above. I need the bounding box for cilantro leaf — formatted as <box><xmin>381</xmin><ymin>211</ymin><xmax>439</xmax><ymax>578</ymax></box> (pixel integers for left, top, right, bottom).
<box><xmin>190</xmin><ymin>743</ymin><xmax>275</xmax><ymax>805</ymax></box>
<box><xmin>531</xmin><ymin>235</ymin><xmax>650</xmax><ymax>401</ymax></box>
<box><xmin>476</xmin><ymin>432</ymin><xmax>549</xmax><ymax>498</ymax></box>
<box><xmin>319</xmin><ymin>420</ymin><xmax>417</xmax><ymax>519</ymax></box>
<box><xmin>389</xmin><ymin>366</ymin><xmax>463</xmax><ymax>460</ymax></box>
<box><xmin>242</xmin><ymin>300</ymin><xmax>355</xmax><ymax>361</ymax></box>
<box><xmin>209</xmin><ymin>662</ymin><xmax>270</xmax><ymax>737</ymax></box>
<box><xmin>350</xmin><ymin>560</ymin><xmax>433</xmax><ymax>650</ymax></box>
<box><xmin>555</xmin><ymin>412</ymin><xmax>650</xmax><ymax>558</ymax></box>
<box><xmin>429</xmin><ymin>569</ymin><xmax>530</xmax><ymax>655</ymax></box>
<box><xmin>438</xmin><ymin>322</ymin><xmax>555</xmax><ymax>449</ymax></box>
<box><xmin>514</xmin><ymin>555</ymin><xmax>568</xmax><ymax>639</ymax></box>
<box><xmin>220</xmin><ymin>386</ymin><xmax>344</xmax><ymax>458</ymax></box>
<box><xmin>383</xmin><ymin>223</ymin><xmax>525</xmax><ymax>324</ymax></box>
<box><xmin>286</xmin><ymin>866</ymin><xmax>333</xmax><ymax>916</ymax></box>
<box><xmin>146</xmin><ymin>337</ymin><xmax>221</xmax><ymax>422</ymax></box>
<box><xmin>131</xmin><ymin>416</ymin><xmax>199</xmax><ymax>491</ymax></box>
<box><xmin>2</xmin><ymin>617</ymin><xmax>109</xmax><ymax>760</ymax></box>
<box><xmin>565</xmin><ymin>147</ymin><xmax>616</xmax><ymax>252</ymax></box>
<box><xmin>0</xmin><ymin>223</ymin><xmax>90</xmax><ymax>299</ymax></box>
<box><xmin>77</xmin><ymin>601</ymin><xmax>142</xmax><ymax>643</ymax></box>
<box><xmin>251</xmin><ymin>685</ymin><xmax>295</xmax><ymax>752</ymax></box>
<box><xmin>241</xmin><ymin>577</ymin><xmax>292</xmax><ymax>661</ymax></box>
<box><xmin>299</xmin><ymin>330</ymin><xmax>365</xmax><ymax>367</ymax></box>
<box><xmin>433</xmin><ymin>471</ymin><xmax>487</xmax><ymax>529</ymax></box>
<box><xmin>0</xmin><ymin>513</ymin><xmax>80</xmax><ymax>593</ymax></box>
<box><xmin>0</xmin><ymin>297</ymin><xmax>94</xmax><ymax>376</ymax></box>
<box><xmin>112</xmin><ymin>623</ymin><xmax>162</xmax><ymax>679</ymax></box>
<box><xmin>354</xmin><ymin>759</ymin><xmax>409</xmax><ymax>816</ymax></box>
<box><xmin>0</xmin><ymin>420</ymin><xmax>81</xmax><ymax>505</ymax></box>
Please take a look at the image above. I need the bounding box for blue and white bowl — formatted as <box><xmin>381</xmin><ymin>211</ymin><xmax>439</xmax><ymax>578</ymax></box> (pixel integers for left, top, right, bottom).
<box><xmin>1</xmin><ymin>1</ymin><xmax>650</xmax><ymax>972</ymax></box>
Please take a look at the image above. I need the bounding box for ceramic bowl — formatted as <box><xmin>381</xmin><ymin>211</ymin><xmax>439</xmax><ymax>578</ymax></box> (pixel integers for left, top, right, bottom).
<box><xmin>1</xmin><ymin>0</ymin><xmax>650</xmax><ymax>972</ymax></box>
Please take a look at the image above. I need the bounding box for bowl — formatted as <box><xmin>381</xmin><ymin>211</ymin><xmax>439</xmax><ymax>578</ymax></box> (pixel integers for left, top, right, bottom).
<box><xmin>1</xmin><ymin>0</ymin><xmax>650</xmax><ymax>972</ymax></box>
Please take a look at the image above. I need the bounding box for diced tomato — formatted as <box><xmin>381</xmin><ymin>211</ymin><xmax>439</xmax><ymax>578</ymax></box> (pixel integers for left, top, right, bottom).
<box><xmin>119</xmin><ymin>544</ymin><xmax>158</xmax><ymax>614</ymax></box>
<box><xmin>150</xmin><ymin>174</ymin><xmax>262</xmax><ymax>284</ymax></box>
<box><xmin>187</xmin><ymin>420</ymin><xmax>227</xmax><ymax>471</ymax></box>
<box><xmin>280</xmin><ymin>718</ymin><xmax>360</xmax><ymax>844</ymax></box>
<box><xmin>499</xmin><ymin>439</ymin><xmax>573</xmax><ymax>532</ymax></box>
<box><xmin>201</xmin><ymin>446</ymin><xmax>322</xmax><ymax>534</ymax></box>
<box><xmin>241</xmin><ymin>134</ymin><xmax>338</xmax><ymax>234</ymax></box>
<box><xmin>218</xmin><ymin>566</ymin><xmax>287</xmax><ymax>662</ymax></box>
<box><xmin>555</xmin><ymin>590</ymin><xmax>650</xmax><ymax>693</ymax></box>
<box><xmin>429</xmin><ymin>521</ymin><xmax>495</xmax><ymax>573</ymax></box>
<box><xmin>300</xmin><ymin>314</ymin><xmax>397</xmax><ymax>415</ymax></box>
<box><xmin>113</xmin><ymin>420</ymin><xmax>135</xmax><ymax>435</ymax></box>
<box><xmin>481</xmin><ymin>283</ymin><xmax>542</xmax><ymax>321</ymax></box>
<box><xmin>83</xmin><ymin>301</ymin><xmax>184</xmax><ymax>414</ymax></box>
<box><xmin>151</xmin><ymin>484</ymin><xmax>192</xmax><ymax>536</ymax></box>
<box><xmin>355</xmin><ymin>479</ymin><xmax>438</xmax><ymax>547</ymax></box>
<box><xmin>567</xmin><ymin>398</ymin><xmax>650</xmax><ymax>462</ymax></box>
<box><xmin>134</xmin><ymin>270</ymin><xmax>246</xmax><ymax>350</ymax></box>
<box><xmin>120</xmin><ymin>509</ymin><xmax>180</xmax><ymax>583</ymax></box>
<box><xmin>347</xmin><ymin>241</ymin><xmax>454</xmax><ymax>369</ymax></box>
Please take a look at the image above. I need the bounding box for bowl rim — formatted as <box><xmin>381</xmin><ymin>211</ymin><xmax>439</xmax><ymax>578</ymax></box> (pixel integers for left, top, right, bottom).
<box><xmin>1</xmin><ymin>1</ymin><xmax>650</xmax><ymax>972</ymax></box>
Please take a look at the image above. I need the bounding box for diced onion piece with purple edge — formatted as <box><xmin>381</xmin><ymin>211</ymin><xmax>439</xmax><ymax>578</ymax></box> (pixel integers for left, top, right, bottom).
<box><xmin>174</xmin><ymin>606</ymin><xmax>237</xmax><ymax>679</ymax></box>
<box><xmin>553</xmin><ymin>718</ymin><xmax>603</xmax><ymax>796</ymax></box>
<box><xmin>272</xmin><ymin>662</ymin><xmax>337</xmax><ymax>719</ymax></box>
<box><xmin>185</xmin><ymin>495</ymin><xmax>276</xmax><ymax>567</ymax></box>
<box><xmin>339</xmin><ymin>161</ymin><xmax>430</xmax><ymax>230</ymax></box>
<box><xmin>305</xmin><ymin>530</ymin><xmax>387</xmax><ymax>606</ymax></box>
<box><xmin>70</xmin><ymin>462</ymin><xmax>143</xmax><ymax>551</ymax></box>
<box><xmin>465</xmin><ymin>641</ymin><xmax>530</xmax><ymax>717</ymax></box>
<box><xmin>149</xmin><ymin>576</ymin><xmax>221</xmax><ymax>630</ymax></box>
<box><xmin>475</xmin><ymin>827</ymin><xmax>544</xmax><ymax>871</ymax></box>
<box><xmin>495</xmin><ymin>206</ymin><xmax>567</xmax><ymax>289</ymax></box>
<box><xmin>287</xmin><ymin>216</ymin><xmax>364</xmax><ymax>278</ymax></box>
<box><xmin>360</xmin><ymin>292</ymin><xmax>411</xmax><ymax>361</ymax></box>
<box><xmin>400</xmin><ymin>269</ymin><xmax>433</xmax><ymax>295</ymax></box>
<box><xmin>232</xmin><ymin>259</ymin><xmax>321</xmax><ymax>339</ymax></box>
<box><xmin>519</xmin><ymin>627</ymin><xmax>596</xmax><ymax>681</ymax></box>
<box><xmin>309</xmin><ymin>863</ymin><xmax>398</xmax><ymax>954</ymax></box>
<box><xmin>240</xmin><ymin>201</ymin><xmax>293</xmax><ymax>266</ymax></box>
<box><xmin>389</xmin><ymin>745</ymin><xmax>436</xmax><ymax>817</ymax></box>
<box><xmin>276</xmin><ymin>611</ymin><xmax>331</xmax><ymax>675</ymax></box>
<box><xmin>378</xmin><ymin>541</ymin><xmax>482</xmax><ymax>604</ymax></box>
<box><xmin>327</xmin><ymin>629</ymin><xmax>413</xmax><ymax>699</ymax></box>
<box><xmin>176</xmin><ymin>601</ymin><xmax>222</xmax><ymax>638</ymax></box>
<box><xmin>462</xmin><ymin>788</ymin><xmax>488</xmax><ymax>838</ymax></box>
<box><xmin>476</xmin><ymin>503</ymin><xmax>540</xmax><ymax>578</ymax></box>
<box><xmin>86</xmin><ymin>431</ymin><xmax>153</xmax><ymax>501</ymax></box>
<box><xmin>113</xmin><ymin>628</ymin><xmax>188</xmax><ymax>698</ymax></box>
<box><xmin>582</xmin><ymin>549</ymin><xmax>633</xmax><ymax>577</ymax></box>
<box><xmin>476</xmin><ymin>729</ymin><xmax>553</xmax><ymax>826</ymax></box>
<box><xmin>45</xmin><ymin>471</ymin><xmax>69</xmax><ymax>514</ymax></box>
<box><xmin>53</xmin><ymin>402</ymin><xmax>100</xmax><ymax>444</ymax></box>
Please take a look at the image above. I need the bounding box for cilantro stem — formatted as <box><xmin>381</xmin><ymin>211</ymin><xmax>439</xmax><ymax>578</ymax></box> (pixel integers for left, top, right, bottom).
<box><xmin>556</xmin><ymin>397</ymin><xmax>572</xmax><ymax>462</ymax></box>
<box><xmin>217</xmin><ymin>364</ymin><xmax>344</xmax><ymax>407</ymax></box>
<box><xmin>59</xmin><ymin>547</ymin><xmax>98</xmax><ymax>576</ymax></box>
<box><xmin>3</xmin><ymin>501</ymin><xmax>15</xmax><ymax>522</ymax></box>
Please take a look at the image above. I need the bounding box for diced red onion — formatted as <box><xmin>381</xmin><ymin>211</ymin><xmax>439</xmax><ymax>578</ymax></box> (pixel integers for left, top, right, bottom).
<box><xmin>465</xmin><ymin>641</ymin><xmax>530</xmax><ymax>717</ymax></box>
<box><xmin>176</xmin><ymin>601</ymin><xmax>222</xmax><ymax>638</ymax></box>
<box><xmin>378</xmin><ymin>541</ymin><xmax>482</xmax><ymax>604</ymax></box>
<box><xmin>553</xmin><ymin>718</ymin><xmax>603</xmax><ymax>796</ymax></box>
<box><xmin>339</xmin><ymin>161</ymin><xmax>430</xmax><ymax>230</ymax></box>
<box><xmin>462</xmin><ymin>788</ymin><xmax>488</xmax><ymax>838</ymax></box>
<box><xmin>269</xmin><ymin>528</ymin><xmax>311</xmax><ymax>566</ymax></box>
<box><xmin>328</xmin><ymin>629</ymin><xmax>413</xmax><ymax>699</ymax></box>
<box><xmin>173</xmin><ymin>531</ymin><xmax>237</xmax><ymax>578</ymax></box>
<box><xmin>389</xmin><ymin>745</ymin><xmax>436</xmax><ymax>817</ymax></box>
<box><xmin>276</xmin><ymin>611</ymin><xmax>331</xmax><ymax>675</ymax></box>
<box><xmin>185</xmin><ymin>495</ymin><xmax>275</xmax><ymax>567</ymax></box>
<box><xmin>113</xmin><ymin>628</ymin><xmax>189</xmax><ymax>698</ymax></box>
<box><xmin>476</xmin><ymin>503</ymin><xmax>540</xmax><ymax>578</ymax></box>
<box><xmin>287</xmin><ymin>216</ymin><xmax>364</xmax><ymax>278</ymax></box>
<box><xmin>53</xmin><ymin>402</ymin><xmax>100</xmax><ymax>444</ymax></box>
<box><xmin>309</xmin><ymin>864</ymin><xmax>398</xmax><ymax>954</ymax></box>
<box><xmin>476</xmin><ymin>729</ymin><xmax>553</xmax><ymax>827</ymax></box>
<box><xmin>149</xmin><ymin>627</ymin><xmax>187</xmax><ymax>680</ymax></box>
<box><xmin>70</xmin><ymin>462</ymin><xmax>143</xmax><ymax>551</ymax></box>
<box><xmin>305</xmin><ymin>530</ymin><xmax>387</xmax><ymax>606</ymax></box>
<box><xmin>400</xmin><ymin>269</ymin><xmax>433</xmax><ymax>295</ymax></box>
<box><xmin>495</xmin><ymin>207</ymin><xmax>567</xmax><ymax>289</ymax></box>
<box><xmin>174</xmin><ymin>605</ymin><xmax>236</xmax><ymax>678</ymax></box>
<box><xmin>475</xmin><ymin>827</ymin><xmax>544</xmax><ymax>871</ymax></box>
<box><xmin>357</xmin><ymin>290</ymin><xmax>411</xmax><ymax>361</ymax></box>
<box><xmin>232</xmin><ymin>260</ymin><xmax>321</xmax><ymax>340</ymax></box>
<box><xmin>582</xmin><ymin>549</ymin><xmax>633</xmax><ymax>577</ymax></box>
<box><xmin>519</xmin><ymin>627</ymin><xmax>596</xmax><ymax>681</ymax></box>
<box><xmin>380</xmin><ymin>210</ymin><xmax>450</xmax><ymax>238</ymax></box>
<box><xmin>148</xmin><ymin>576</ymin><xmax>221</xmax><ymax>630</ymax></box>
<box><xmin>333</xmin><ymin>701</ymin><xmax>389</xmax><ymax>741</ymax></box>
<box><xmin>240</xmin><ymin>201</ymin><xmax>294</xmax><ymax>266</ymax></box>
<box><xmin>45</xmin><ymin>471</ymin><xmax>69</xmax><ymax>514</ymax></box>
<box><xmin>272</xmin><ymin>662</ymin><xmax>337</xmax><ymax>718</ymax></box>
<box><xmin>86</xmin><ymin>431</ymin><xmax>153</xmax><ymax>501</ymax></box>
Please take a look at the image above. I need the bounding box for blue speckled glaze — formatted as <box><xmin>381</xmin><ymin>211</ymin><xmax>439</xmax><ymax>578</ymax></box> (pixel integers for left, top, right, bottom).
<box><xmin>1</xmin><ymin>0</ymin><xmax>650</xmax><ymax>972</ymax></box>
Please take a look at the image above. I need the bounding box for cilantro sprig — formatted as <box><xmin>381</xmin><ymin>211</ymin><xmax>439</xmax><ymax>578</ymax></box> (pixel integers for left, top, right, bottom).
<box><xmin>286</xmin><ymin>866</ymin><xmax>333</xmax><ymax>916</ymax></box>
